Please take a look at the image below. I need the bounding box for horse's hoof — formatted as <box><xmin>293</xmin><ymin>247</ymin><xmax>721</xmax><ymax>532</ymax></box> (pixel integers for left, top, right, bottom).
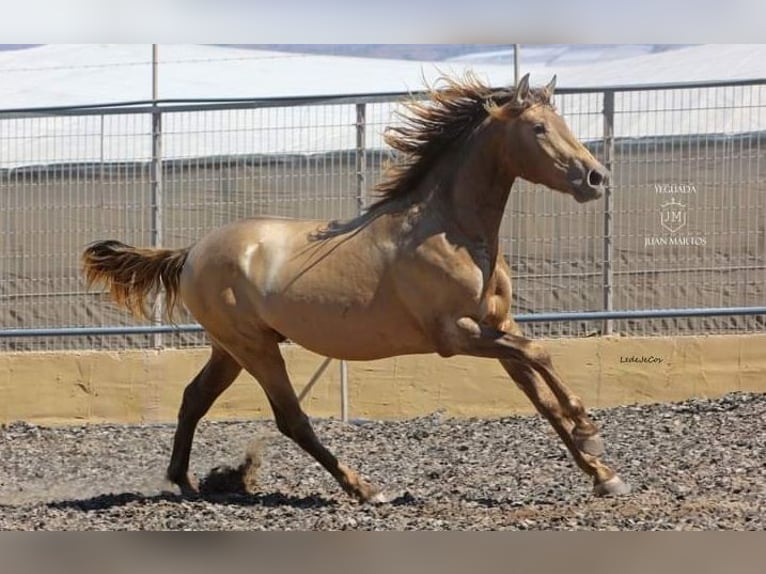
<box><xmin>179</xmin><ymin>485</ymin><xmax>201</xmax><ymax>498</ymax></box>
<box><xmin>593</xmin><ymin>475</ymin><xmax>631</xmax><ymax>497</ymax></box>
<box><xmin>574</xmin><ymin>430</ymin><xmax>605</xmax><ymax>456</ymax></box>
<box><xmin>169</xmin><ymin>475</ymin><xmax>200</xmax><ymax>498</ymax></box>
<box><xmin>366</xmin><ymin>490</ymin><xmax>391</xmax><ymax>504</ymax></box>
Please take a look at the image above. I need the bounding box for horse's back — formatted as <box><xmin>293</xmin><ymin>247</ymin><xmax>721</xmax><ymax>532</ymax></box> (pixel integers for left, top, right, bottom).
<box><xmin>179</xmin><ymin>216</ymin><xmax>432</xmax><ymax>359</ymax></box>
<box><xmin>179</xmin><ymin>217</ymin><xmax>313</xmax><ymax>333</ymax></box>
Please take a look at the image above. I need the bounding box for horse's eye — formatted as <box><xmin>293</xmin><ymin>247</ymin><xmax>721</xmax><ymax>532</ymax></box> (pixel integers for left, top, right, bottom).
<box><xmin>533</xmin><ymin>123</ymin><xmax>547</xmax><ymax>135</ymax></box>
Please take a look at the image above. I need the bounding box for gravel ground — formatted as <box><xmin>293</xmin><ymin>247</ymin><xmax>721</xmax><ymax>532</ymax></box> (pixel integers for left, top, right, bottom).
<box><xmin>0</xmin><ymin>392</ymin><xmax>763</xmax><ymax>530</ymax></box>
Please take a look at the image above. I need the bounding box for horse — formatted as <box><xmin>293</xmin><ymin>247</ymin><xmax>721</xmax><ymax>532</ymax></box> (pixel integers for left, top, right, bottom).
<box><xmin>82</xmin><ymin>73</ymin><xmax>630</xmax><ymax>503</ymax></box>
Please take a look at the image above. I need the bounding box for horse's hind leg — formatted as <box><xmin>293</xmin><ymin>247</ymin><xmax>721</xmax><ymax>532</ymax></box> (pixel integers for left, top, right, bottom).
<box><xmin>234</xmin><ymin>336</ymin><xmax>382</xmax><ymax>503</ymax></box>
<box><xmin>166</xmin><ymin>344</ymin><xmax>242</xmax><ymax>495</ymax></box>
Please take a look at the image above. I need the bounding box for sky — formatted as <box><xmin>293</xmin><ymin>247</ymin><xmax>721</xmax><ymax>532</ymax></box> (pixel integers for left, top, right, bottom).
<box><xmin>0</xmin><ymin>1</ymin><xmax>765</xmax><ymax>43</ymax></box>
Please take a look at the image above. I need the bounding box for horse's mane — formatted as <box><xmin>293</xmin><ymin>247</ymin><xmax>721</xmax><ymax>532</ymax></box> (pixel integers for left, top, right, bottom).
<box><xmin>371</xmin><ymin>73</ymin><xmax>552</xmax><ymax>207</ymax></box>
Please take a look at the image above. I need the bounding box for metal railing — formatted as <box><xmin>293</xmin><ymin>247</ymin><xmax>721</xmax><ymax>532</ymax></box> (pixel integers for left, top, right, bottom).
<box><xmin>1</xmin><ymin>79</ymin><xmax>765</xmax><ymax>352</ymax></box>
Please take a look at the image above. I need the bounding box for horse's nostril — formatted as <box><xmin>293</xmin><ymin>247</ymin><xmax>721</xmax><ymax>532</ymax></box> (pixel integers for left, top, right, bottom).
<box><xmin>587</xmin><ymin>169</ymin><xmax>605</xmax><ymax>187</ymax></box>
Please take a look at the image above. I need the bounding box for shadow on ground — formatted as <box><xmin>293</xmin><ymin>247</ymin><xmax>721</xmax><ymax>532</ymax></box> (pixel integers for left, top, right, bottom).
<box><xmin>45</xmin><ymin>490</ymin><xmax>337</xmax><ymax>512</ymax></box>
<box><xmin>43</xmin><ymin>488</ymin><xmax>420</xmax><ymax>513</ymax></box>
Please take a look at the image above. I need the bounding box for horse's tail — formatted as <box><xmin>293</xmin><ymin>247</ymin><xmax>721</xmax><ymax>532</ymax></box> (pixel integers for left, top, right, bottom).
<box><xmin>82</xmin><ymin>240</ymin><xmax>190</xmax><ymax>321</ymax></box>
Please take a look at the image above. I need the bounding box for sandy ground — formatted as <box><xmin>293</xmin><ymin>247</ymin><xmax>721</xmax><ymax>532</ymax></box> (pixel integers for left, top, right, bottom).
<box><xmin>0</xmin><ymin>392</ymin><xmax>763</xmax><ymax>530</ymax></box>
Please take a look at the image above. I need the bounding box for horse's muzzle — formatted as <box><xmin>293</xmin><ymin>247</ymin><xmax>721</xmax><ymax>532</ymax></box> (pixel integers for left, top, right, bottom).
<box><xmin>569</xmin><ymin>163</ymin><xmax>609</xmax><ymax>203</ymax></box>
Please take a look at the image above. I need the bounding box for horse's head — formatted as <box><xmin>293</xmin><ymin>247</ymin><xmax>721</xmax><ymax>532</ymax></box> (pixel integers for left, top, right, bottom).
<box><xmin>495</xmin><ymin>73</ymin><xmax>608</xmax><ymax>203</ymax></box>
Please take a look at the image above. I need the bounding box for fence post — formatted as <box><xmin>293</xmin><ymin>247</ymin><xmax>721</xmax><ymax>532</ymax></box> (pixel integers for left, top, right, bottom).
<box><xmin>336</xmin><ymin>103</ymin><xmax>368</xmax><ymax>422</ymax></box>
<box><xmin>150</xmin><ymin>45</ymin><xmax>164</xmax><ymax>348</ymax></box>
<box><xmin>99</xmin><ymin>114</ymin><xmax>105</xmax><ymax>181</ymax></box>
<box><xmin>602</xmin><ymin>90</ymin><xmax>615</xmax><ymax>335</ymax></box>
<box><xmin>340</xmin><ymin>359</ymin><xmax>349</xmax><ymax>422</ymax></box>
<box><xmin>355</xmin><ymin>102</ymin><xmax>367</xmax><ymax>214</ymax></box>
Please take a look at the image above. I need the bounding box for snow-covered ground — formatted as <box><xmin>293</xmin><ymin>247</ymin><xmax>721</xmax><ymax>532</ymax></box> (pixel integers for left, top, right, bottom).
<box><xmin>0</xmin><ymin>44</ymin><xmax>517</xmax><ymax>108</ymax></box>
<box><xmin>524</xmin><ymin>44</ymin><xmax>766</xmax><ymax>87</ymax></box>
<box><xmin>0</xmin><ymin>44</ymin><xmax>763</xmax><ymax>168</ymax></box>
<box><xmin>449</xmin><ymin>44</ymin><xmax>675</xmax><ymax>67</ymax></box>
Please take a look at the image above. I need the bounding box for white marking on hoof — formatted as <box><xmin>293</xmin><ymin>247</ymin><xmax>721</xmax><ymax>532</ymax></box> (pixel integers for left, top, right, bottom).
<box><xmin>367</xmin><ymin>491</ymin><xmax>390</xmax><ymax>504</ymax></box>
<box><xmin>576</xmin><ymin>433</ymin><xmax>605</xmax><ymax>457</ymax></box>
<box><xmin>594</xmin><ymin>475</ymin><xmax>632</xmax><ymax>497</ymax></box>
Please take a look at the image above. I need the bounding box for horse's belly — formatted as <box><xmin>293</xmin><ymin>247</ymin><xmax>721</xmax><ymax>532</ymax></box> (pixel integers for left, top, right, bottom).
<box><xmin>266</xmin><ymin>302</ymin><xmax>432</xmax><ymax>360</ymax></box>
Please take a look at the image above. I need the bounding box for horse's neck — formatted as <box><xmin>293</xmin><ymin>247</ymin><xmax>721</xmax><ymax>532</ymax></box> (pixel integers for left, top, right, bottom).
<box><xmin>427</xmin><ymin>131</ymin><xmax>516</xmax><ymax>248</ymax></box>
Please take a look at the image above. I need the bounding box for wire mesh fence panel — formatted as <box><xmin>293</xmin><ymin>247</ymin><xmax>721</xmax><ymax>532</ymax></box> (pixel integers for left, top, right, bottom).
<box><xmin>1</xmin><ymin>113</ymin><xmax>155</xmax><ymax>351</ymax></box>
<box><xmin>610</xmin><ymin>84</ymin><xmax>766</xmax><ymax>335</ymax></box>
<box><xmin>1</xmin><ymin>81</ymin><xmax>764</xmax><ymax>351</ymax></box>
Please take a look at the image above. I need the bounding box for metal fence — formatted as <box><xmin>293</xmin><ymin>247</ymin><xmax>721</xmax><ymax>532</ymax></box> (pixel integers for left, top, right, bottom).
<box><xmin>1</xmin><ymin>80</ymin><xmax>765</xmax><ymax>351</ymax></box>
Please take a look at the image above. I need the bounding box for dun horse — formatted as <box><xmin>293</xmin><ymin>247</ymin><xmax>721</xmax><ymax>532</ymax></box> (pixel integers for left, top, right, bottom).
<box><xmin>82</xmin><ymin>74</ymin><xmax>630</xmax><ymax>502</ymax></box>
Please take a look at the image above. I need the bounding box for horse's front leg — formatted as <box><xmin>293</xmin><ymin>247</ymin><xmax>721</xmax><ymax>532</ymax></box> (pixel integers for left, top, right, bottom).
<box><xmin>439</xmin><ymin>316</ymin><xmax>630</xmax><ymax>496</ymax></box>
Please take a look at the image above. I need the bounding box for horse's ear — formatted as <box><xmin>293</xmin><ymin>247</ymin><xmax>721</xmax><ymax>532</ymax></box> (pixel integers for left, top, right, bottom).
<box><xmin>544</xmin><ymin>75</ymin><xmax>557</xmax><ymax>100</ymax></box>
<box><xmin>515</xmin><ymin>73</ymin><xmax>530</xmax><ymax>105</ymax></box>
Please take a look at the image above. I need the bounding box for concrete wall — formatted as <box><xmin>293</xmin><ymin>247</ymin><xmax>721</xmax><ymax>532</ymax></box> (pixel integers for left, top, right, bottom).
<box><xmin>1</xmin><ymin>334</ymin><xmax>764</xmax><ymax>425</ymax></box>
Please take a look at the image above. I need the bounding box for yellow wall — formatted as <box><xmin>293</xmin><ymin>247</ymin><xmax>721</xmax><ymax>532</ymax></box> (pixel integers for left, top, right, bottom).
<box><xmin>1</xmin><ymin>334</ymin><xmax>764</xmax><ymax>425</ymax></box>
